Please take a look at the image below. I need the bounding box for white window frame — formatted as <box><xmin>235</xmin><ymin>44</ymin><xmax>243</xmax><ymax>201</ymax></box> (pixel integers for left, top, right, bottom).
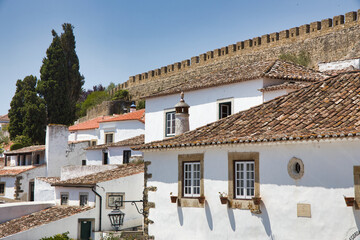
<box><xmin>183</xmin><ymin>162</ymin><xmax>201</xmax><ymax>197</ymax></box>
<box><xmin>217</xmin><ymin>98</ymin><xmax>234</xmax><ymax>120</ymax></box>
<box><xmin>165</xmin><ymin>110</ymin><xmax>176</xmax><ymax>137</ymax></box>
<box><xmin>234</xmin><ymin>161</ymin><xmax>255</xmax><ymax>199</ymax></box>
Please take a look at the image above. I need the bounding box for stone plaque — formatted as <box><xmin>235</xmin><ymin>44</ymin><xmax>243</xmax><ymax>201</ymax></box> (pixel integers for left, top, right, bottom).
<box><xmin>297</xmin><ymin>203</ymin><xmax>311</xmax><ymax>218</ymax></box>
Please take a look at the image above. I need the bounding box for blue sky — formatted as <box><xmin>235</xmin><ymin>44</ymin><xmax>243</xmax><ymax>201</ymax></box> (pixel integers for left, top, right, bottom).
<box><xmin>0</xmin><ymin>0</ymin><xmax>359</xmax><ymax>115</ymax></box>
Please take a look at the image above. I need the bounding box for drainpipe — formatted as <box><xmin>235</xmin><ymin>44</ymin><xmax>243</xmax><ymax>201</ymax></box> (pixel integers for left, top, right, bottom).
<box><xmin>92</xmin><ymin>186</ymin><xmax>102</xmax><ymax>231</ymax></box>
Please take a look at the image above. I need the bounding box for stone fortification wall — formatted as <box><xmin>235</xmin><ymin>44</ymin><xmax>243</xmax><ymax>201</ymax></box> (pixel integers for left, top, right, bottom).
<box><xmin>109</xmin><ymin>10</ymin><xmax>360</xmax><ymax>100</ymax></box>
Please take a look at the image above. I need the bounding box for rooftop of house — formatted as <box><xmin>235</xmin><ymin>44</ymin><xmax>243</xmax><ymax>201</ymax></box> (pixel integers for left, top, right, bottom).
<box><xmin>258</xmin><ymin>81</ymin><xmax>310</xmax><ymax>92</ymax></box>
<box><xmin>0</xmin><ymin>114</ymin><xmax>9</xmax><ymax>123</ymax></box>
<box><xmin>99</xmin><ymin>109</ymin><xmax>145</xmax><ymax>124</ymax></box>
<box><xmin>4</xmin><ymin>145</ymin><xmax>45</xmax><ymax>155</ymax></box>
<box><xmin>0</xmin><ymin>206</ymin><xmax>92</xmax><ymax>238</ymax></box>
<box><xmin>145</xmin><ymin>60</ymin><xmax>328</xmax><ymax>99</ymax></box>
<box><xmin>69</xmin><ymin>115</ymin><xmax>114</xmax><ymax>131</ymax></box>
<box><xmin>0</xmin><ymin>165</ymin><xmax>44</xmax><ymax>176</ymax></box>
<box><xmin>36</xmin><ymin>177</ymin><xmax>61</xmax><ymax>184</ymax></box>
<box><xmin>52</xmin><ymin>163</ymin><xmax>144</xmax><ymax>187</ymax></box>
<box><xmin>136</xmin><ymin>71</ymin><xmax>360</xmax><ymax>150</ymax></box>
<box><xmin>86</xmin><ymin>134</ymin><xmax>145</xmax><ymax>150</ymax></box>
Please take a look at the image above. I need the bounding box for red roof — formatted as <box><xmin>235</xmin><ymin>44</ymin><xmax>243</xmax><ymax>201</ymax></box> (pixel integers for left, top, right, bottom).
<box><xmin>69</xmin><ymin>115</ymin><xmax>113</xmax><ymax>131</ymax></box>
<box><xmin>99</xmin><ymin>109</ymin><xmax>145</xmax><ymax>123</ymax></box>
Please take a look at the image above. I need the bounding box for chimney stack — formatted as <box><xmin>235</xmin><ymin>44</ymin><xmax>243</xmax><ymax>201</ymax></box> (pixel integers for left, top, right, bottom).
<box><xmin>130</xmin><ymin>102</ymin><xmax>136</xmax><ymax>112</ymax></box>
<box><xmin>175</xmin><ymin>92</ymin><xmax>190</xmax><ymax>135</ymax></box>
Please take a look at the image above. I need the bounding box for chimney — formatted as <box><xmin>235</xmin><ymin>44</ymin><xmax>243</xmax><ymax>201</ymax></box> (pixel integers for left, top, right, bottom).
<box><xmin>130</xmin><ymin>102</ymin><xmax>136</xmax><ymax>112</ymax></box>
<box><xmin>175</xmin><ymin>92</ymin><xmax>190</xmax><ymax>135</ymax></box>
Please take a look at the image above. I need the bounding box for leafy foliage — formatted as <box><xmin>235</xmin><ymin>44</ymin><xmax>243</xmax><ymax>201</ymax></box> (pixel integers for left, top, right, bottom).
<box><xmin>38</xmin><ymin>23</ymin><xmax>84</xmax><ymax>125</ymax></box>
<box><xmin>78</xmin><ymin>91</ymin><xmax>111</xmax><ymax>117</ymax></box>
<box><xmin>279</xmin><ymin>50</ymin><xmax>311</xmax><ymax>67</ymax></box>
<box><xmin>106</xmin><ymin>82</ymin><xmax>116</xmax><ymax>92</ymax></box>
<box><xmin>40</xmin><ymin>232</ymin><xmax>73</xmax><ymax>240</ymax></box>
<box><xmin>112</xmin><ymin>89</ymin><xmax>130</xmax><ymax>101</ymax></box>
<box><xmin>10</xmin><ymin>143</ymin><xmax>24</xmax><ymax>151</ymax></box>
<box><xmin>8</xmin><ymin>75</ymin><xmax>46</xmax><ymax>144</ymax></box>
<box><xmin>136</xmin><ymin>100</ymin><xmax>145</xmax><ymax>110</ymax></box>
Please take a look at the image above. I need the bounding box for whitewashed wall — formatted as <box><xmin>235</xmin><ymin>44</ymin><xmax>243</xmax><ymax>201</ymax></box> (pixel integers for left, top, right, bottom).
<box><xmin>98</xmin><ymin>121</ymin><xmax>144</xmax><ymax>145</ymax></box>
<box><xmin>263</xmin><ymin>89</ymin><xmax>288</xmax><ymax>102</ymax></box>
<box><xmin>145</xmin><ymin>79</ymin><xmax>264</xmax><ymax>143</ymax></box>
<box><xmin>60</xmin><ymin>165</ymin><xmax>118</xmax><ymax>181</ymax></box>
<box><xmin>2</xmin><ymin>208</ymin><xmax>97</xmax><ymax>240</ymax></box>
<box><xmin>68</xmin><ymin>129</ymin><xmax>98</xmax><ymax>142</ymax></box>
<box><xmin>318</xmin><ymin>58</ymin><xmax>360</xmax><ymax>71</ymax></box>
<box><xmin>65</xmin><ymin>141</ymin><xmax>89</xmax><ymax>166</ymax></box>
<box><xmin>0</xmin><ymin>176</ymin><xmax>15</xmax><ymax>199</ymax></box>
<box><xmin>145</xmin><ymin>139</ymin><xmax>360</xmax><ymax>240</ymax></box>
<box><xmin>54</xmin><ymin>187</ymin><xmax>96</xmax><ymax>207</ymax></box>
<box><xmin>34</xmin><ymin>178</ymin><xmax>56</xmax><ymax>202</ymax></box>
<box><xmin>86</xmin><ymin>147</ymin><xmax>143</xmax><ymax>165</ymax></box>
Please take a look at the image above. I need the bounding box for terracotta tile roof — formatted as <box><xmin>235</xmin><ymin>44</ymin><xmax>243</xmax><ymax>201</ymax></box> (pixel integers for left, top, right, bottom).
<box><xmin>136</xmin><ymin>71</ymin><xmax>360</xmax><ymax>150</ymax></box>
<box><xmin>36</xmin><ymin>177</ymin><xmax>61</xmax><ymax>184</ymax></box>
<box><xmin>5</xmin><ymin>145</ymin><xmax>45</xmax><ymax>155</ymax></box>
<box><xmin>86</xmin><ymin>134</ymin><xmax>144</xmax><ymax>150</ymax></box>
<box><xmin>0</xmin><ymin>206</ymin><xmax>92</xmax><ymax>238</ymax></box>
<box><xmin>0</xmin><ymin>165</ymin><xmax>44</xmax><ymax>176</ymax></box>
<box><xmin>258</xmin><ymin>82</ymin><xmax>310</xmax><ymax>92</ymax></box>
<box><xmin>0</xmin><ymin>114</ymin><xmax>9</xmax><ymax>122</ymax></box>
<box><xmin>52</xmin><ymin>163</ymin><xmax>144</xmax><ymax>186</ymax></box>
<box><xmin>99</xmin><ymin>109</ymin><xmax>145</xmax><ymax>123</ymax></box>
<box><xmin>146</xmin><ymin>60</ymin><xmax>328</xmax><ymax>98</ymax></box>
<box><xmin>69</xmin><ymin>115</ymin><xmax>114</xmax><ymax>131</ymax></box>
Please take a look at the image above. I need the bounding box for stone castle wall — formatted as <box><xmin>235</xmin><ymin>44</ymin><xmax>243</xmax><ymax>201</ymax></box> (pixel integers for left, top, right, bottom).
<box><xmin>109</xmin><ymin>10</ymin><xmax>360</xmax><ymax>99</ymax></box>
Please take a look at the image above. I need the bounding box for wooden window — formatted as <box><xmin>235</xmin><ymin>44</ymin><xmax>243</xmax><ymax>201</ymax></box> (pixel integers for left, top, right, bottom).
<box><xmin>219</xmin><ymin>102</ymin><xmax>232</xmax><ymax>119</ymax></box>
<box><xmin>165</xmin><ymin>111</ymin><xmax>175</xmax><ymax>137</ymax></box>
<box><xmin>105</xmin><ymin>133</ymin><xmax>114</xmax><ymax>144</ymax></box>
<box><xmin>61</xmin><ymin>193</ymin><xmax>69</xmax><ymax>205</ymax></box>
<box><xmin>35</xmin><ymin>154</ymin><xmax>40</xmax><ymax>165</ymax></box>
<box><xmin>82</xmin><ymin>160</ymin><xmax>86</xmax><ymax>166</ymax></box>
<box><xmin>0</xmin><ymin>182</ymin><xmax>5</xmax><ymax>195</ymax></box>
<box><xmin>123</xmin><ymin>150</ymin><xmax>131</xmax><ymax>164</ymax></box>
<box><xmin>80</xmin><ymin>193</ymin><xmax>88</xmax><ymax>206</ymax></box>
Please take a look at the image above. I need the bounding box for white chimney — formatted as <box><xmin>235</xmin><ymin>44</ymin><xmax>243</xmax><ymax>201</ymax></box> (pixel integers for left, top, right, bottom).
<box><xmin>175</xmin><ymin>92</ymin><xmax>190</xmax><ymax>135</ymax></box>
<box><xmin>130</xmin><ymin>102</ymin><xmax>136</xmax><ymax>112</ymax></box>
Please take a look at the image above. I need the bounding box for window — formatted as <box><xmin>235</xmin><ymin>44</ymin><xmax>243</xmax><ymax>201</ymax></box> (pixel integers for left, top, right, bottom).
<box><xmin>183</xmin><ymin>162</ymin><xmax>201</xmax><ymax>197</ymax></box>
<box><xmin>123</xmin><ymin>150</ymin><xmax>131</xmax><ymax>164</ymax></box>
<box><xmin>103</xmin><ymin>152</ymin><xmax>108</xmax><ymax>165</ymax></box>
<box><xmin>61</xmin><ymin>193</ymin><xmax>69</xmax><ymax>205</ymax></box>
<box><xmin>80</xmin><ymin>193</ymin><xmax>88</xmax><ymax>206</ymax></box>
<box><xmin>105</xmin><ymin>133</ymin><xmax>114</xmax><ymax>144</ymax></box>
<box><xmin>35</xmin><ymin>154</ymin><xmax>40</xmax><ymax>165</ymax></box>
<box><xmin>0</xmin><ymin>182</ymin><xmax>5</xmax><ymax>195</ymax></box>
<box><xmin>17</xmin><ymin>155</ymin><xmax>20</xmax><ymax>166</ymax></box>
<box><xmin>91</xmin><ymin>140</ymin><xmax>97</xmax><ymax>146</ymax></box>
<box><xmin>219</xmin><ymin>102</ymin><xmax>232</xmax><ymax>119</ymax></box>
<box><xmin>165</xmin><ymin>111</ymin><xmax>175</xmax><ymax>137</ymax></box>
<box><xmin>234</xmin><ymin>161</ymin><xmax>255</xmax><ymax>199</ymax></box>
<box><xmin>178</xmin><ymin>154</ymin><xmax>204</xmax><ymax>207</ymax></box>
<box><xmin>287</xmin><ymin>157</ymin><xmax>304</xmax><ymax>180</ymax></box>
<box><xmin>228</xmin><ymin>152</ymin><xmax>259</xmax><ymax>210</ymax></box>
<box><xmin>82</xmin><ymin>160</ymin><xmax>86</xmax><ymax>166</ymax></box>
<box><xmin>106</xmin><ymin>193</ymin><xmax>124</xmax><ymax>209</ymax></box>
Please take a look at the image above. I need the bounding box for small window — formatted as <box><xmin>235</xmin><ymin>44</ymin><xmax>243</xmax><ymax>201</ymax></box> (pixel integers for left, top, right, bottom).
<box><xmin>287</xmin><ymin>157</ymin><xmax>304</xmax><ymax>180</ymax></box>
<box><xmin>105</xmin><ymin>133</ymin><xmax>114</xmax><ymax>144</ymax></box>
<box><xmin>91</xmin><ymin>140</ymin><xmax>97</xmax><ymax>146</ymax></box>
<box><xmin>107</xmin><ymin>193</ymin><xmax>124</xmax><ymax>208</ymax></box>
<box><xmin>17</xmin><ymin>155</ymin><xmax>20</xmax><ymax>166</ymax></box>
<box><xmin>234</xmin><ymin>161</ymin><xmax>255</xmax><ymax>199</ymax></box>
<box><xmin>183</xmin><ymin>162</ymin><xmax>201</xmax><ymax>197</ymax></box>
<box><xmin>0</xmin><ymin>182</ymin><xmax>5</xmax><ymax>195</ymax></box>
<box><xmin>219</xmin><ymin>102</ymin><xmax>232</xmax><ymax>119</ymax></box>
<box><xmin>82</xmin><ymin>160</ymin><xmax>86</xmax><ymax>166</ymax></box>
<box><xmin>35</xmin><ymin>154</ymin><xmax>40</xmax><ymax>165</ymax></box>
<box><xmin>165</xmin><ymin>111</ymin><xmax>175</xmax><ymax>137</ymax></box>
<box><xmin>103</xmin><ymin>152</ymin><xmax>108</xmax><ymax>165</ymax></box>
<box><xmin>80</xmin><ymin>194</ymin><xmax>88</xmax><ymax>206</ymax></box>
<box><xmin>123</xmin><ymin>150</ymin><xmax>131</xmax><ymax>164</ymax></box>
<box><xmin>61</xmin><ymin>193</ymin><xmax>69</xmax><ymax>205</ymax></box>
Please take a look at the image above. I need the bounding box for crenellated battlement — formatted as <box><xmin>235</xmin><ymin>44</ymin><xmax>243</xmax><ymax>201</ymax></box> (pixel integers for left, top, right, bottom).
<box><xmin>109</xmin><ymin>10</ymin><xmax>360</xmax><ymax>96</ymax></box>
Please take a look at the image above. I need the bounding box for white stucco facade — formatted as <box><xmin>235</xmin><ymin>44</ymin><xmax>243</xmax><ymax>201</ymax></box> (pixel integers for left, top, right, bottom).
<box><xmin>318</xmin><ymin>58</ymin><xmax>360</xmax><ymax>72</ymax></box>
<box><xmin>86</xmin><ymin>147</ymin><xmax>143</xmax><ymax>165</ymax></box>
<box><xmin>98</xmin><ymin>120</ymin><xmax>144</xmax><ymax>145</ymax></box>
<box><xmin>145</xmin><ymin>138</ymin><xmax>360</xmax><ymax>240</ymax></box>
<box><xmin>145</xmin><ymin>78</ymin><xmax>291</xmax><ymax>143</ymax></box>
<box><xmin>68</xmin><ymin>128</ymin><xmax>99</xmax><ymax>142</ymax></box>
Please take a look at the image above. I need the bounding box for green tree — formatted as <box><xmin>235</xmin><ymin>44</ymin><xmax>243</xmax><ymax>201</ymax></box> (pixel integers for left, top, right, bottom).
<box><xmin>136</xmin><ymin>100</ymin><xmax>145</xmax><ymax>110</ymax></box>
<box><xmin>79</xmin><ymin>91</ymin><xmax>111</xmax><ymax>117</ymax></box>
<box><xmin>279</xmin><ymin>50</ymin><xmax>311</xmax><ymax>67</ymax></box>
<box><xmin>106</xmin><ymin>82</ymin><xmax>116</xmax><ymax>92</ymax></box>
<box><xmin>8</xmin><ymin>75</ymin><xmax>46</xmax><ymax>144</ymax></box>
<box><xmin>38</xmin><ymin>24</ymin><xmax>84</xmax><ymax>125</ymax></box>
<box><xmin>112</xmin><ymin>89</ymin><xmax>130</xmax><ymax>101</ymax></box>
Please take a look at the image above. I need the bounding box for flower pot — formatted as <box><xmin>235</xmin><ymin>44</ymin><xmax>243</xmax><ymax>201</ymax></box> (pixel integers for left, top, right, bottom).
<box><xmin>170</xmin><ymin>196</ymin><xmax>177</xmax><ymax>203</ymax></box>
<box><xmin>220</xmin><ymin>197</ymin><xmax>228</xmax><ymax>204</ymax></box>
<box><xmin>344</xmin><ymin>196</ymin><xmax>355</xmax><ymax>207</ymax></box>
<box><xmin>198</xmin><ymin>196</ymin><xmax>205</xmax><ymax>204</ymax></box>
<box><xmin>252</xmin><ymin>197</ymin><xmax>261</xmax><ymax>205</ymax></box>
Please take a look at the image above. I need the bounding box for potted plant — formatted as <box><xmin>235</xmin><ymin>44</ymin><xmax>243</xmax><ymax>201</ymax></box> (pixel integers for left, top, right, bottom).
<box><xmin>198</xmin><ymin>195</ymin><xmax>205</xmax><ymax>204</ymax></box>
<box><xmin>344</xmin><ymin>196</ymin><xmax>355</xmax><ymax>207</ymax></box>
<box><xmin>170</xmin><ymin>192</ymin><xmax>177</xmax><ymax>203</ymax></box>
<box><xmin>252</xmin><ymin>196</ymin><xmax>261</xmax><ymax>205</ymax></box>
<box><xmin>219</xmin><ymin>192</ymin><xmax>228</xmax><ymax>204</ymax></box>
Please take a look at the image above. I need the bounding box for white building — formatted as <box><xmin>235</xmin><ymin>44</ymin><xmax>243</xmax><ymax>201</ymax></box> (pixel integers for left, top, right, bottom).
<box><xmin>144</xmin><ymin>60</ymin><xmax>327</xmax><ymax>143</ymax></box>
<box><xmin>0</xmin><ymin>164</ymin><xmax>144</xmax><ymax>240</ymax></box>
<box><xmin>136</xmin><ymin>71</ymin><xmax>360</xmax><ymax>240</ymax></box>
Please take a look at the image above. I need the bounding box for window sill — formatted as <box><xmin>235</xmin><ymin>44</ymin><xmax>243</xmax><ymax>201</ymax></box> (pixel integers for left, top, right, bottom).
<box><xmin>229</xmin><ymin>198</ymin><xmax>261</xmax><ymax>213</ymax></box>
<box><xmin>178</xmin><ymin>197</ymin><xmax>205</xmax><ymax>208</ymax></box>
